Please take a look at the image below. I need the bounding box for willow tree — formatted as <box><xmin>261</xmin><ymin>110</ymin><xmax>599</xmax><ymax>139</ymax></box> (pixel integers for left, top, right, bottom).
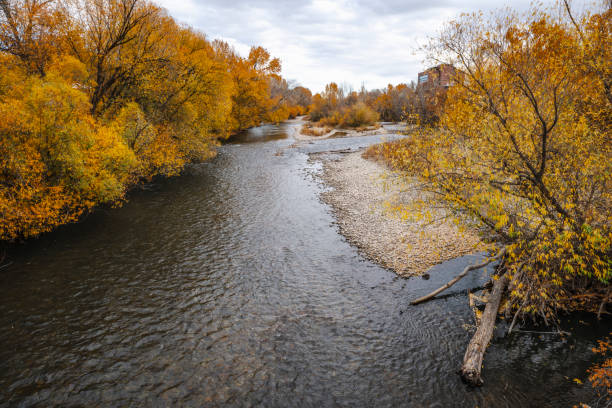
<box><xmin>61</xmin><ymin>0</ymin><xmax>161</xmax><ymax>115</ymax></box>
<box><xmin>0</xmin><ymin>0</ymin><xmax>66</xmax><ymax>75</ymax></box>
<box><xmin>389</xmin><ymin>1</ymin><xmax>611</xmax><ymax>385</ymax></box>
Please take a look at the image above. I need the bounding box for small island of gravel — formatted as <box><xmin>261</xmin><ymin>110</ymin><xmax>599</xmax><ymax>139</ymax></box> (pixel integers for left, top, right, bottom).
<box><xmin>314</xmin><ymin>149</ymin><xmax>483</xmax><ymax>277</ymax></box>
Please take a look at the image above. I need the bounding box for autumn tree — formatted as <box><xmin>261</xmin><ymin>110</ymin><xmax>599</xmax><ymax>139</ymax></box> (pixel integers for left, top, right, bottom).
<box><xmin>116</xmin><ymin>20</ymin><xmax>234</xmax><ymax>176</ymax></box>
<box><xmin>1</xmin><ymin>0</ymin><xmax>303</xmax><ymax>241</ymax></box>
<box><xmin>266</xmin><ymin>78</ymin><xmax>312</xmax><ymax>122</ymax></box>
<box><xmin>228</xmin><ymin>45</ymin><xmax>282</xmax><ymax>130</ymax></box>
<box><xmin>308</xmin><ymin>82</ymin><xmax>379</xmax><ymax>128</ymax></box>
<box><xmin>288</xmin><ymin>85</ymin><xmax>312</xmax><ymax>110</ymax></box>
<box><xmin>0</xmin><ymin>0</ymin><xmax>65</xmax><ymax>75</ymax></box>
<box><xmin>372</xmin><ymin>83</ymin><xmax>417</xmax><ymax>122</ymax></box>
<box><xmin>0</xmin><ymin>53</ymin><xmax>137</xmax><ymax>240</ymax></box>
<box><xmin>61</xmin><ymin>0</ymin><xmax>160</xmax><ymax>115</ymax></box>
<box><xmin>379</xmin><ymin>1</ymin><xmax>610</xmax><ymax>385</ymax></box>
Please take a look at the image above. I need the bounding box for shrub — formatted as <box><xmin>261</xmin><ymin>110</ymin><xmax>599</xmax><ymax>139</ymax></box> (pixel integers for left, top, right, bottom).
<box><xmin>339</xmin><ymin>102</ymin><xmax>379</xmax><ymax>128</ymax></box>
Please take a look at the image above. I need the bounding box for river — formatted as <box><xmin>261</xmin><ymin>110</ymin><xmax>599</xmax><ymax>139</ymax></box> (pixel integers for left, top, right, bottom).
<box><xmin>0</xmin><ymin>120</ymin><xmax>608</xmax><ymax>407</ymax></box>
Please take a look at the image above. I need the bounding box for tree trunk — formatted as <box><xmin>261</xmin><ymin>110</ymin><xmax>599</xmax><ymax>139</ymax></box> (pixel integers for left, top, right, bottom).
<box><xmin>460</xmin><ymin>273</ymin><xmax>509</xmax><ymax>386</ymax></box>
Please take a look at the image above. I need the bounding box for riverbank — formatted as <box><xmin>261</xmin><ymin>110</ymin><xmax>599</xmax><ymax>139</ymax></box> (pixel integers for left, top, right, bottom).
<box><xmin>314</xmin><ymin>150</ymin><xmax>483</xmax><ymax>277</ymax></box>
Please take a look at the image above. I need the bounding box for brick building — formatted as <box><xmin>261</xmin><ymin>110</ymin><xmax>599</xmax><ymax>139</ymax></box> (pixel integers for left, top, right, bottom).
<box><xmin>417</xmin><ymin>64</ymin><xmax>456</xmax><ymax>91</ymax></box>
<box><xmin>415</xmin><ymin>64</ymin><xmax>457</xmax><ymax>123</ymax></box>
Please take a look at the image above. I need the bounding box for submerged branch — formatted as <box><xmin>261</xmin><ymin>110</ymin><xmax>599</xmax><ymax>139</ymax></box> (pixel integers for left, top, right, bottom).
<box><xmin>410</xmin><ymin>247</ymin><xmax>506</xmax><ymax>305</ymax></box>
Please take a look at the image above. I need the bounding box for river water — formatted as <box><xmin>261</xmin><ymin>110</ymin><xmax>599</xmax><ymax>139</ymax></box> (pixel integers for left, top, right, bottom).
<box><xmin>0</xmin><ymin>120</ymin><xmax>608</xmax><ymax>407</ymax></box>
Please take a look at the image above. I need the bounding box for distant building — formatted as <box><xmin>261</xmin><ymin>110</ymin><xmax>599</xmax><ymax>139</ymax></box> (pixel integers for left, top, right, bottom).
<box><xmin>415</xmin><ymin>64</ymin><xmax>457</xmax><ymax>123</ymax></box>
<box><xmin>417</xmin><ymin>64</ymin><xmax>456</xmax><ymax>91</ymax></box>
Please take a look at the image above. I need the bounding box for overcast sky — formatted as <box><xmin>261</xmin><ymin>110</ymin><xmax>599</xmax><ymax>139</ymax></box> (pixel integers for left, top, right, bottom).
<box><xmin>155</xmin><ymin>0</ymin><xmax>573</xmax><ymax>93</ymax></box>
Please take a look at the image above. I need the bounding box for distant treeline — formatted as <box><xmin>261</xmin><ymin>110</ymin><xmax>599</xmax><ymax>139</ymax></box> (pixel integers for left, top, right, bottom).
<box><xmin>308</xmin><ymin>81</ymin><xmax>444</xmax><ymax>128</ymax></box>
<box><xmin>0</xmin><ymin>0</ymin><xmax>312</xmax><ymax>241</ymax></box>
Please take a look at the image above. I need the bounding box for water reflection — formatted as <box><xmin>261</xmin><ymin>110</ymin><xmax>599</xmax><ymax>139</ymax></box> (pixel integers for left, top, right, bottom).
<box><xmin>226</xmin><ymin>121</ymin><xmax>296</xmax><ymax>144</ymax></box>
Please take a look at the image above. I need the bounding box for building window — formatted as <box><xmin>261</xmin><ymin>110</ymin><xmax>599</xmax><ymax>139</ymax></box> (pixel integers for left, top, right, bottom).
<box><xmin>419</xmin><ymin>74</ymin><xmax>429</xmax><ymax>84</ymax></box>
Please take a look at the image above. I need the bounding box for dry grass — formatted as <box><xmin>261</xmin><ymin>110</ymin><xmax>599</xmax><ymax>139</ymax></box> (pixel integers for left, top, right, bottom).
<box><xmin>302</xmin><ymin>121</ymin><xmax>381</xmax><ymax>138</ymax></box>
<box><xmin>301</xmin><ymin>123</ymin><xmax>332</xmax><ymax>137</ymax></box>
<box><xmin>353</xmin><ymin>123</ymin><xmax>382</xmax><ymax>132</ymax></box>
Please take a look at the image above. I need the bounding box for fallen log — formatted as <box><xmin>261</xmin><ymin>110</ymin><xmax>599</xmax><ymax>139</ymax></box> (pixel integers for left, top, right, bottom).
<box><xmin>411</xmin><ymin>248</ymin><xmax>506</xmax><ymax>305</ymax></box>
<box><xmin>460</xmin><ymin>272</ymin><xmax>509</xmax><ymax>386</ymax></box>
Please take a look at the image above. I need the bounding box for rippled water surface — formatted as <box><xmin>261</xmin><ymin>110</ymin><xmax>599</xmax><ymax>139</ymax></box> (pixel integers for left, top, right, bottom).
<box><xmin>1</xmin><ymin>120</ymin><xmax>609</xmax><ymax>407</ymax></box>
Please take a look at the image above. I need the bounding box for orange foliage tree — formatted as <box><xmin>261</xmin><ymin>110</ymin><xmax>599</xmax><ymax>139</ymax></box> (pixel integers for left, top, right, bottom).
<box><xmin>308</xmin><ymin>82</ymin><xmax>380</xmax><ymax>128</ymax></box>
<box><xmin>372</xmin><ymin>83</ymin><xmax>418</xmax><ymax>122</ymax></box>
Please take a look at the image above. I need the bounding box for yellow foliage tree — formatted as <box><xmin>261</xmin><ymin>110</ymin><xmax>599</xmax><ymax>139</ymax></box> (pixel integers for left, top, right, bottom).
<box><xmin>0</xmin><ymin>54</ymin><xmax>136</xmax><ymax>240</ymax></box>
<box><xmin>381</xmin><ymin>1</ymin><xmax>611</xmax><ymax>319</ymax></box>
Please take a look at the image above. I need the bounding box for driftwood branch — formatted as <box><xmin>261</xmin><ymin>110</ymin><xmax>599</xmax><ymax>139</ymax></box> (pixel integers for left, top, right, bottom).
<box><xmin>507</xmin><ymin>262</ymin><xmax>526</xmax><ymax>334</ymax></box>
<box><xmin>411</xmin><ymin>248</ymin><xmax>506</xmax><ymax>305</ymax></box>
<box><xmin>598</xmin><ymin>289</ymin><xmax>610</xmax><ymax>320</ymax></box>
<box><xmin>460</xmin><ymin>272</ymin><xmax>509</xmax><ymax>386</ymax></box>
<box><xmin>507</xmin><ymin>306</ymin><xmax>521</xmax><ymax>334</ymax></box>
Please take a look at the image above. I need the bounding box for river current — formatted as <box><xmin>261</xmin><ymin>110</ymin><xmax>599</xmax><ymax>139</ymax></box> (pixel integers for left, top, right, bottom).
<box><xmin>0</xmin><ymin>120</ymin><xmax>608</xmax><ymax>407</ymax></box>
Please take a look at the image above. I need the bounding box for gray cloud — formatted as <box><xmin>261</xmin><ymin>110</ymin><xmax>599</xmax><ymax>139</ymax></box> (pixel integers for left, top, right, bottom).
<box><xmin>156</xmin><ymin>0</ymin><xmax>565</xmax><ymax>93</ymax></box>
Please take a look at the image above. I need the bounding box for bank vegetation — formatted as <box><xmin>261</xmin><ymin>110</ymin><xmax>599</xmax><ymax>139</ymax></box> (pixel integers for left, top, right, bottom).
<box><xmin>0</xmin><ymin>0</ymin><xmax>311</xmax><ymax>242</ymax></box>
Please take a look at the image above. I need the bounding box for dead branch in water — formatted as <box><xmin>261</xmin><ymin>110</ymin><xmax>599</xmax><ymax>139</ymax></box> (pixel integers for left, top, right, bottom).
<box><xmin>410</xmin><ymin>247</ymin><xmax>506</xmax><ymax>305</ymax></box>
